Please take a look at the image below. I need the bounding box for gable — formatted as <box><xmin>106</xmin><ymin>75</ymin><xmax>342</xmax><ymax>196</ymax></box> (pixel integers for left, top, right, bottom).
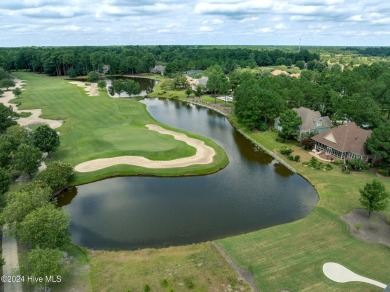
<box><xmin>324</xmin><ymin>132</ymin><xmax>336</xmax><ymax>143</ymax></box>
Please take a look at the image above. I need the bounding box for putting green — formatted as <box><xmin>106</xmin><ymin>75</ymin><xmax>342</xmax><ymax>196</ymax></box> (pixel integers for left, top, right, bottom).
<box><xmin>12</xmin><ymin>72</ymin><xmax>228</xmax><ymax>185</ymax></box>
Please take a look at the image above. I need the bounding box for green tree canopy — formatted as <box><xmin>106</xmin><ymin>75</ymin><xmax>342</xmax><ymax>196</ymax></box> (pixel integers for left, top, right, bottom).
<box><xmin>97</xmin><ymin>80</ymin><xmax>107</xmax><ymax>90</ymax></box>
<box><xmin>12</xmin><ymin>87</ymin><xmax>22</xmax><ymax>98</ymax></box>
<box><xmin>0</xmin><ymin>79</ymin><xmax>15</xmax><ymax>90</ymax></box>
<box><xmin>279</xmin><ymin>109</ymin><xmax>302</xmax><ymax>140</ymax></box>
<box><xmin>32</xmin><ymin>124</ymin><xmax>60</xmax><ymax>154</ymax></box>
<box><xmin>112</xmin><ymin>79</ymin><xmax>125</xmax><ymax>97</ymax></box>
<box><xmin>18</xmin><ymin>203</ymin><xmax>70</xmax><ymax>249</ymax></box>
<box><xmin>359</xmin><ymin>179</ymin><xmax>389</xmax><ymax>217</ymax></box>
<box><xmin>0</xmin><ymin>104</ymin><xmax>18</xmax><ymax>133</ymax></box>
<box><xmin>87</xmin><ymin>71</ymin><xmax>99</xmax><ymax>82</ymax></box>
<box><xmin>366</xmin><ymin>122</ymin><xmax>390</xmax><ymax>165</ymax></box>
<box><xmin>21</xmin><ymin>248</ymin><xmax>63</xmax><ymax>289</ymax></box>
<box><xmin>12</xmin><ymin>144</ymin><xmax>42</xmax><ymax>177</ymax></box>
<box><xmin>2</xmin><ymin>186</ymin><xmax>51</xmax><ymax>236</ymax></box>
<box><xmin>35</xmin><ymin>162</ymin><xmax>73</xmax><ymax>193</ymax></box>
<box><xmin>0</xmin><ymin>167</ymin><xmax>11</xmax><ymax>195</ymax></box>
<box><xmin>124</xmin><ymin>79</ymin><xmax>141</xmax><ymax>96</ymax></box>
<box><xmin>5</xmin><ymin>125</ymin><xmax>30</xmax><ymax>146</ymax></box>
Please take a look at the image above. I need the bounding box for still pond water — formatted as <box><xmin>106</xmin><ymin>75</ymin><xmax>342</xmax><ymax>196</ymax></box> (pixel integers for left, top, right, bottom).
<box><xmin>58</xmin><ymin>98</ymin><xmax>318</xmax><ymax>250</ymax></box>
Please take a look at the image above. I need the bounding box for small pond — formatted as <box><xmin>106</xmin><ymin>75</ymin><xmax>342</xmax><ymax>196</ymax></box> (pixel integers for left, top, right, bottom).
<box><xmin>106</xmin><ymin>76</ymin><xmax>155</xmax><ymax>98</ymax></box>
<box><xmin>58</xmin><ymin>98</ymin><xmax>318</xmax><ymax>250</ymax></box>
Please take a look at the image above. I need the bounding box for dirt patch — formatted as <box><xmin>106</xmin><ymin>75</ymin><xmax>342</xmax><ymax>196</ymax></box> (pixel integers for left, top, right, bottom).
<box><xmin>341</xmin><ymin>209</ymin><xmax>390</xmax><ymax>247</ymax></box>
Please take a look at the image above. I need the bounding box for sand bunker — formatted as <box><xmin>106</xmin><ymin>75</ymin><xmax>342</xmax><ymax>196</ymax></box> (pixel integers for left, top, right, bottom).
<box><xmin>0</xmin><ymin>79</ymin><xmax>63</xmax><ymax>129</ymax></box>
<box><xmin>74</xmin><ymin>124</ymin><xmax>216</xmax><ymax>172</ymax></box>
<box><xmin>69</xmin><ymin>81</ymin><xmax>99</xmax><ymax>96</ymax></box>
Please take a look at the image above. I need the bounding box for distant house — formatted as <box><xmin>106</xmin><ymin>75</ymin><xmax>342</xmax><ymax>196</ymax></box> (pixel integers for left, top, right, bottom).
<box><xmin>151</xmin><ymin>65</ymin><xmax>165</xmax><ymax>75</ymax></box>
<box><xmin>274</xmin><ymin>107</ymin><xmax>332</xmax><ymax>140</ymax></box>
<box><xmin>103</xmin><ymin>65</ymin><xmax>111</xmax><ymax>74</ymax></box>
<box><xmin>312</xmin><ymin>122</ymin><xmax>373</xmax><ymax>162</ymax></box>
<box><xmin>191</xmin><ymin>76</ymin><xmax>208</xmax><ymax>91</ymax></box>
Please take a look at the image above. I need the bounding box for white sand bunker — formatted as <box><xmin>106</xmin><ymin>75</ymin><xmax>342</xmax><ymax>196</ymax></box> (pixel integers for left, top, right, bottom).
<box><xmin>69</xmin><ymin>81</ymin><xmax>99</xmax><ymax>96</ymax></box>
<box><xmin>323</xmin><ymin>262</ymin><xmax>387</xmax><ymax>289</ymax></box>
<box><xmin>74</xmin><ymin>124</ymin><xmax>216</xmax><ymax>172</ymax></box>
<box><xmin>0</xmin><ymin>79</ymin><xmax>63</xmax><ymax>129</ymax></box>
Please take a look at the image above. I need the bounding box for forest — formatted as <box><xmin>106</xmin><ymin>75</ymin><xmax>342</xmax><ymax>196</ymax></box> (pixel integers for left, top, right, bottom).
<box><xmin>0</xmin><ymin>46</ymin><xmax>319</xmax><ymax>77</ymax></box>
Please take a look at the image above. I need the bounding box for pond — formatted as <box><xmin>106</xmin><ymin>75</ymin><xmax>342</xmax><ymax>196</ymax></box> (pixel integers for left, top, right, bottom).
<box><xmin>106</xmin><ymin>76</ymin><xmax>155</xmax><ymax>98</ymax></box>
<box><xmin>58</xmin><ymin>98</ymin><xmax>318</xmax><ymax>250</ymax></box>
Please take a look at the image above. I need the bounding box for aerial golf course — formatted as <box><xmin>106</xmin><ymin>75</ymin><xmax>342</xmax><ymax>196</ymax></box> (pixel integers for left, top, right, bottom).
<box><xmin>8</xmin><ymin>72</ymin><xmax>390</xmax><ymax>291</ymax></box>
<box><xmin>11</xmin><ymin>72</ymin><xmax>228</xmax><ymax>185</ymax></box>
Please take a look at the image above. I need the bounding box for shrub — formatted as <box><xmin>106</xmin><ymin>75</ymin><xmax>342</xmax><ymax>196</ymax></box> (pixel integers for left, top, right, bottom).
<box><xmin>325</xmin><ymin>164</ymin><xmax>333</xmax><ymax>171</ymax></box>
<box><xmin>294</xmin><ymin>155</ymin><xmax>301</xmax><ymax>162</ymax></box>
<box><xmin>377</xmin><ymin>168</ymin><xmax>389</xmax><ymax>176</ymax></box>
<box><xmin>257</xmin><ymin>122</ymin><xmax>268</xmax><ymax>132</ymax></box>
<box><xmin>347</xmin><ymin>159</ymin><xmax>369</xmax><ymax>171</ymax></box>
<box><xmin>280</xmin><ymin>146</ymin><xmax>293</xmax><ymax>155</ymax></box>
<box><xmin>287</xmin><ymin>154</ymin><xmax>294</xmax><ymax>161</ymax></box>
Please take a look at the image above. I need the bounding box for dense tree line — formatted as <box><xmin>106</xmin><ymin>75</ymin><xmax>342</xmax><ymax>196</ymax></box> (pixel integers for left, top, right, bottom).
<box><xmin>0</xmin><ymin>46</ymin><xmax>319</xmax><ymax>77</ymax></box>
<box><xmin>234</xmin><ymin>61</ymin><xmax>390</xmax><ymax>130</ymax></box>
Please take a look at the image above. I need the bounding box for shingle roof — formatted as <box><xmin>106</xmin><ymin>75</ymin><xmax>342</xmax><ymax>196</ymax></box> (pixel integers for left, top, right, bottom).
<box><xmin>312</xmin><ymin>122</ymin><xmax>372</xmax><ymax>156</ymax></box>
<box><xmin>293</xmin><ymin>107</ymin><xmax>332</xmax><ymax>131</ymax></box>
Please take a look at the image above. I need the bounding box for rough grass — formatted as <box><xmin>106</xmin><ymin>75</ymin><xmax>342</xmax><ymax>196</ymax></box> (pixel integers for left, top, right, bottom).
<box><xmin>89</xmin><ymin>243</ymin><xmax>251</xmax><ymax>292</ymax></box>
<box><xmin>12</xmin><ymin>72</ymin><xmax>228</xmax><ymax>185</ymax></box>
<box><xmin>218</xmin><ymin>120</ymin><xmax>390</xmax><ymax>291</ymax></box>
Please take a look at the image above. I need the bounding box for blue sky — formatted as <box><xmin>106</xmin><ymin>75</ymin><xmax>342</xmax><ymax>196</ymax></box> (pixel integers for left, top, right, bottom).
<box><xmin>0</xmin><ymin>0</ymin><xmax>389</xmax><ymax>47</ymax></box>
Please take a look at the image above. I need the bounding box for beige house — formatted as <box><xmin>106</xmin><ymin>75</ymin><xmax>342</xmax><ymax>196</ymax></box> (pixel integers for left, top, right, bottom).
<box><xmin>275</xmin><ymin>107</ymin><xmax>332</xmax><ymax>140</ymax></box>
<box><xmin>312</xmin><ymin>122</ymin><xmax>373</xmax><ymax>162</ymax></box>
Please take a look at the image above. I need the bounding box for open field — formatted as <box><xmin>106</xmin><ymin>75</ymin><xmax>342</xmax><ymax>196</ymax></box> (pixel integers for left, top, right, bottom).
<box><xmin>89</xmin><ymin>243</ymin><xmax>250</xmax><ymax>292</ymax></box>
<box><xmin>218</xmin><ymin>122</ymin><xmax>390</xmax><ymax>291</ymax></box>
<box><xmin>11</xmin><ymin>72</ymin><xmax>228</xmax><ymax>185</ymax></box>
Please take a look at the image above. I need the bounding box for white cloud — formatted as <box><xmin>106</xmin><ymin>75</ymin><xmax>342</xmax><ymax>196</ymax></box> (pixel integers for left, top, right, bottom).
<box><xmin>46</xmin><ymin>25</ymin><xmax>81</xmax><ymax>31</ymax></box>
<box><xmin>199</xmin><ymin>26</ymin><xmax>213</xmax><ymax>31</ymax></box>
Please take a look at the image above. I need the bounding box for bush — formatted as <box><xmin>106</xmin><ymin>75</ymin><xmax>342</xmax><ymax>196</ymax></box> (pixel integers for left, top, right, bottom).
<box><xmin>347</xmin><ymin>159</ymin><xmax>369</xmax><ymax>171</ymax></box>
<box><xmin>294</xmin><ymin>155</ymin><xmax>301</xmax><ymax>162</ymax></box>
<box><xmin>325</xmin><ymin>164</ymin><xmax>333</xmax><ymax>171</ymax></box>
<box><xmin>280</xmin><ymin>146</ymin><xmax>293</xmax><ymax>155</ymax></box>
<box><xmin>287</xmin><ymin>154</ymin><xmax>294</xmax><ymax>161</ymax></box>
<box><xmin>257</xmin><ymin>122</ymin><xmax>268</xmax><ymax>132</ymax></box>
<box><xmin>377</xmin><ymin>168</ymin><xmax>389</xmax><ymax>176</ymax></box>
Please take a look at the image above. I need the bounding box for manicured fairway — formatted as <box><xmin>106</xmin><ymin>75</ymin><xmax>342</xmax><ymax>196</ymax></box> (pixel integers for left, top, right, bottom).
<box><xmin>218</xmin><ymin>126</ymin><xmax>390</xmax><ymax>291</ymax></box>
<box><xmin>12</xmin><ymin>72</ymin><xmax>228</xmax><ymax>184</ymax></box>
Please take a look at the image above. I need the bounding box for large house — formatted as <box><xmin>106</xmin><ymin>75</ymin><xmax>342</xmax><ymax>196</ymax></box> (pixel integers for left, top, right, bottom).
<box><xmin>150</xmin><ymin>65</ymin><xmax>165</xmax><ymax>75</ymax></box>
<box><xmin>274</xmin><ymin>107</ymin><xmax>332</xmax><ymax>140</ymax></box>
<box><xmin>311</xmin><ymin>122</ymin><xmax>373</xmax><ymax>162</ymax></box>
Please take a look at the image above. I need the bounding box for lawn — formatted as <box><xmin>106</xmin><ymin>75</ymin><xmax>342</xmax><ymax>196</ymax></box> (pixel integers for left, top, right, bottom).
<box><xmin>217</xmin><ymin>122</ymin><xmax>390</xmax><ymax>291</ymax></box>
<box><xmin>89</xmin><ymin>243</ymin><xmax>250</xmax><ymax>292</ymax></box>
<box><xmin>11</xmin><ymin>72</ymin><xmax>228</xmax><ymax>185</ymax></box>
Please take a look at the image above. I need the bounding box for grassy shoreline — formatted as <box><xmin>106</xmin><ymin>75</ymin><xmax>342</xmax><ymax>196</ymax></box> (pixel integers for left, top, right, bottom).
<box><xmin>217</xmin><ymin>119</ymin><xmax>390</xmax><ymax>291</ymax></box>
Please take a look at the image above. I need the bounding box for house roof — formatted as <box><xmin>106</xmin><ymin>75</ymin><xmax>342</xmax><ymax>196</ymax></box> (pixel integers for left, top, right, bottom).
<box><xmin>312</xmin><ymin>122</ymin><xmax>372</xmax><ymax>156</ymax></box>
<box><xmin>294</xmin><ymin>107</ymin><xmax>332</xmax><ymax>131</ymax></box>
<box><xmin>151</xmin><ymin>65</ymin><xmax>165</xmax><ymax>72</ymax></box>
<box><xmin>196</xmin><ymin>77</ymin><xmax>208</xmax><ymax>86</ymax></box>
<box><xmin>275</xmin><ymin>107</ymin><xmax>332</xmax><ymax>131</ymax></box>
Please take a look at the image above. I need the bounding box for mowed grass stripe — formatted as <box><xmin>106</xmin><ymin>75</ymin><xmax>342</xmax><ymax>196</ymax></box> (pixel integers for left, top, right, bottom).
<box><xmin>12</xmin><ymin>72</ymin><xmax>228</xmax><ymax>185</ymax></box>
<box><xmin>218</xmin><ymin>127</ymin><xmax>390</xmax><ymax>291</ymax></box>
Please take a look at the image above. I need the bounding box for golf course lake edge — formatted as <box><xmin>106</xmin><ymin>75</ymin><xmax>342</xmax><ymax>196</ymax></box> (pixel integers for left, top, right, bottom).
<box><xmin>58</xmin><ymin>97</ymin><xmax>318</xmax><ymax>250</ymax></box>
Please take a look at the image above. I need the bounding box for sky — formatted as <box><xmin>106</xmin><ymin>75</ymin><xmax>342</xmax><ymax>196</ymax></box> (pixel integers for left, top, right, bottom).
<box><xmin>0</xmin><ymin>0</ymin><xmax>389</xmax><ymax>47</ymax></box>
